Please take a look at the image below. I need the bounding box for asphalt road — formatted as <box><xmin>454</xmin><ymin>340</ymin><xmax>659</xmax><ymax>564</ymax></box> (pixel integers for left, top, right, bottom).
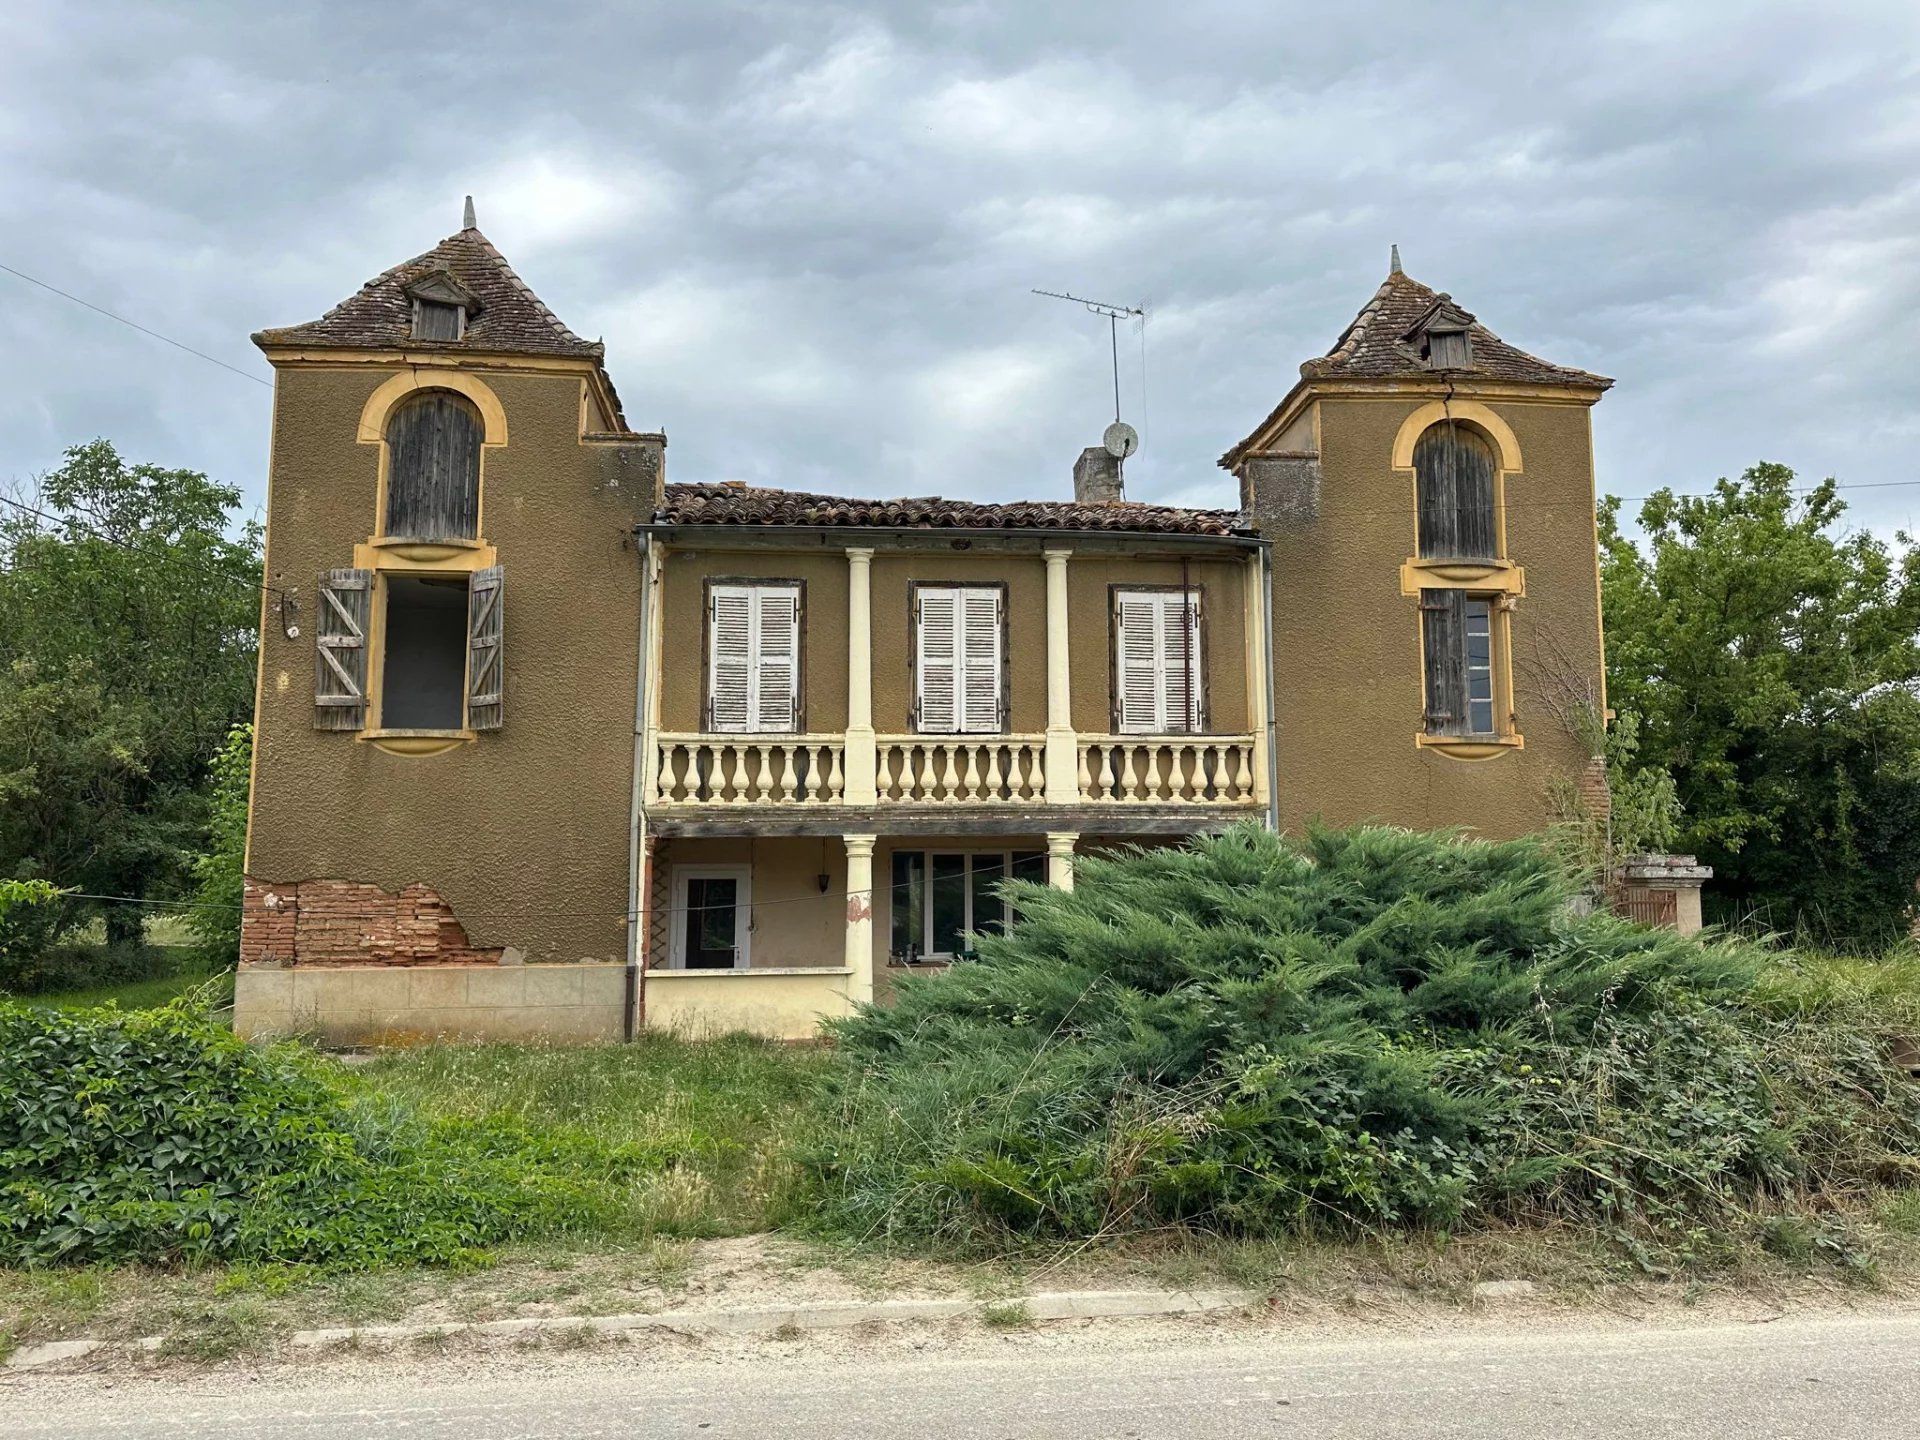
<box><xmin>11</xmin><ymin>1313</ymin><xmax>1920</xmax><ymax>1439</ymax></box>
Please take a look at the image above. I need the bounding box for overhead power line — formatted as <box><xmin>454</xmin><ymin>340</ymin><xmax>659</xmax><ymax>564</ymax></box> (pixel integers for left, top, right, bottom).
<box><xmin>0</xmin><ymin>259</ymin><xmax>272</xmax><ymax>389</ymax></box>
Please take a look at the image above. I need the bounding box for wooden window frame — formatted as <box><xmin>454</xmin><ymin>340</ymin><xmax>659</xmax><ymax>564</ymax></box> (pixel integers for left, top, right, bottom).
<box><xmin>377</xmin><ymin>389</ymin><xmax>485</xmax><ymax>545</ymax></box>
<box><xmin>887</xmin><ymin>847</ymin><xmax>1045</xmax><ymax>964</ymax></box>
<box><xmin>668</xmin><ymin>864</ymin><xmax>752</xmax><ymax>971</ymax></box>
<box><xmin>1107</xmin><ymin>583</ymin><xmax>1209</xmax><ymax>736</ymax></box>
<box><xmin>700</xmin><ymin>577</ymin><xmax>807</xmax><ymax>735</ymax></box>
<box><xmin>1416</xmin><ymin>590</ymin><xmax>1523</xmax><ymax>759</ymax></box>
<box><xmin>906</xmin><ymin>580</ymin><xmax>1010</xmax><ymax>735</ymax></box>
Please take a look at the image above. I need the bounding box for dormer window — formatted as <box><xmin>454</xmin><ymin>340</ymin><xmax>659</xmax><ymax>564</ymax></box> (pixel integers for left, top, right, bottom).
<box><xmin>1424</xmin><ymin>326</ymin><xmax>1471</xmax><ymax>369</ymax></box>
<box><xmin>1405</xmin><ymin>298</ymin><xmax>1476</xmax><ymax>371</ymax></box>
<box><xmin>404</xmin><ymin>270</ymin><xmax>479</xmax><ymax>342</ymax></box>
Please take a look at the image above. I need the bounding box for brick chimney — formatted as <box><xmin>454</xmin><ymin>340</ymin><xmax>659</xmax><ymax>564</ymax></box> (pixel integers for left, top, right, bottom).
<box><xmin>1073</xmin><ymin>447</ymin><xmax>1124</xmax><ymax>505</ymax></box>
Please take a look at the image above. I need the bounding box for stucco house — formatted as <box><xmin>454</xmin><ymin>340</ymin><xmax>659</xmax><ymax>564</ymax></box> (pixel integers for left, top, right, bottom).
<box><xmin>235</xmin><ymin>212</ymin><xmax>1612</xmax><ymax>1043</ymax></box>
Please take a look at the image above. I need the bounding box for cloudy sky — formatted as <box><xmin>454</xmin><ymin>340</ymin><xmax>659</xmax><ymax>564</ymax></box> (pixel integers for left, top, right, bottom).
<box><xmin>4</xmin><ymin>1</ymin><xmax>1918</xmax><ymax>538</ymax></box>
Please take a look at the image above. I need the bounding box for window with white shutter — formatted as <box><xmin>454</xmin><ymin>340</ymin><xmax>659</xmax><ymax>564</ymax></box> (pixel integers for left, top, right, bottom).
<box><xmin>706</xmin><ymin>582</ymin><xmax>801</xmax><ymax>732</ymax></box>
<box><xmin>1113</xmin><ymin>588</ymin><xmax>1204</xmax><ymax>734</ymax></box>
<box><xmin>914</xmin><ymin>585</ymin><xmax>1004</xmax><ymax>734</ymax></box>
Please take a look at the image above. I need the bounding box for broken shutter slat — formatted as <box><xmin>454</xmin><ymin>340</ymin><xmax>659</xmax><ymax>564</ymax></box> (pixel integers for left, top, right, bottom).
<box><xmin>1420</xmin><ymin>588</ymin><xmax>1469</xmax><ymax>735</ymax></box>
<box><xmin>314</xmin><ymin>567</ymin><xmax>372</xmax><ymax>731</ymax></box>
<box><xmin>466</xmin><ymin>564</ymin><xmax>504</xmax><ymax>731</ymax></box>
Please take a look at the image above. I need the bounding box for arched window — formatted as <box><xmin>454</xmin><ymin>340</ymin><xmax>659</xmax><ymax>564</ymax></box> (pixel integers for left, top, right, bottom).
<box><xmin>384</xmin><ymin>391</ymin><xmax>481</xmax><ymax>540</ymax></box>
<box><xmin>1413</xmin><ymin>421</ymin><xmax>1498</xmax><ymax>560</ymax></box>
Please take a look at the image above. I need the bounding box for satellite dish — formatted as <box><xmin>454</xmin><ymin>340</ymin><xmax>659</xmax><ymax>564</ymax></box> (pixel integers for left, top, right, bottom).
<box><xmin>1103</xmin><ymin>421</ymin><xmax>1139</xmax><ymax>460</ymax></box>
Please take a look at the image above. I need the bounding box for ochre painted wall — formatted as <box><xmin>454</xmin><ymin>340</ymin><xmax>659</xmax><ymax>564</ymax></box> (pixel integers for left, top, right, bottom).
<box><xmin>655</xmin><ymin>548</ymin><xmax>850</xmax><ymax>733</ymax></box>
<box><xmin>656</xmin><ymin>544</ymin><xmax>1251</xmax><ymax>739</ymax></box>
<box><xmin>1257</xmin><ymin>394</ymin><xmax>1604</xmax><ymax>838</ymax></box>
<box><xmin>248</xmin><ymin>364</ymin><xmax>650</xmax><ymax>964</ymax></box>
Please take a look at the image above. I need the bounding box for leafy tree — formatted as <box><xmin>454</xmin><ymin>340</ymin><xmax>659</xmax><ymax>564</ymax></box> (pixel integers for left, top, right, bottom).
<box><xmin>0</xmin><ymin>441</ymin><xmax>261</xmax><ymax>946</ymax></box>
<box><xmin>186</xmin><ymin>724</ymin><xmax>252</xmax><ymax>965</ymax></box>
<box><xmin>1600</xmin><ymin>463</ymin><xmax>1920</xmax><ymax>944</ymax></box>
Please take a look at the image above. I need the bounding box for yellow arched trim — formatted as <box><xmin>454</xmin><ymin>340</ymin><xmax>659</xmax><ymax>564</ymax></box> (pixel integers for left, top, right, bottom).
<box><xmin>1390</xmin><ymin>400</ymin><xmax>1522</xmax><ymax>474</ymax></box>
<box><xmin>356</xmin><ymin>369</ymin><xmax>508</xmax><ymax>446</ymax></box>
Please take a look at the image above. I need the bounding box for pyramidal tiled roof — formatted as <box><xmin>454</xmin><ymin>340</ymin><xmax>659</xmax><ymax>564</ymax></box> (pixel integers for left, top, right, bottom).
<box><xmin>252</xmin><ymin>225</ymin><xmax>602</xmax><ymax>360</ymax></box>
<box><xmin>1221</xmin><ymin>265</ymin><xmax>1611</xmax><ymax>468</ymax></box>
<box><xmin>1301</xmin><ymin>267</ymin><xmax>1610</xmax><ymax>388</ymax></box>
<box><xmin>657</xmin><ymin>483</ymin><xmax>1242</xmax><ymax>536</ymax></box>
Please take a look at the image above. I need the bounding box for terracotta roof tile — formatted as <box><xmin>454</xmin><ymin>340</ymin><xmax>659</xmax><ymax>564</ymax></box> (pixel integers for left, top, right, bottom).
<box><xmin>1221</xmin><ymin>268</ymin><xmax>1611</xmax><ymax>468</ymax></box>
<box><xmin>1300</xmin><ymin>269</ymin><xmax>1610</xmax><ymax>388</ymax></box>
<box><xmin>251</xmin><ymin>227</ymin><xmax>602</xmax><ymax>360</ymax></box>
<box><xmin>656</xmin><ymin>483</ymin><xmax>1242</xmax><ymax>536</ymax></box>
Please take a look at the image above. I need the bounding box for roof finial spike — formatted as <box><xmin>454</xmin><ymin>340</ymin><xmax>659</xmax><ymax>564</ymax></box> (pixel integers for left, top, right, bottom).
<box><xmin>462</xmin><ymin>195</ymin><xmax>476</xmax><ymax>231</ymax></box>
<box><xmin>1389</xmin><ymin>243</ymin><xmax>1402</xmax><ymax>276</ymax></box>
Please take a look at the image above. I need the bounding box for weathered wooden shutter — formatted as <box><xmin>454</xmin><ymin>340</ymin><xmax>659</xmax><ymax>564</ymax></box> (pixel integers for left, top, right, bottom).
<box><xmin>959</xmin><ymin>589</ymin><xmax>1003</xmax><ymax>732</ymax></box>
<box><xmin>1115</xmin><ymin>590</ymin><xmax>1201</xmax><ymax>734</ymax></box>
<box><xmin>707</xmin><ymin>584</ymin><xmax>798</xmax><ymax>732</ymax></box>
<box><xmin>314</xmin><ymin>568</ymin><xmax>372</xmax><ymax>731</ymax></box>
<box><xmin>915</xmin><ymin>588</ymin><xmax>959</xmax><ymax>732</ymax></box>
<box><xmin>1414</xmin><ymin>422</ymin><xmax>1497</xmax><ymax>561</ymax></box>
<box><xmin>385</xmin><ymin>392</ymin><xmax>481</xmax><ymax>541</ymax></box>
<box><xmin>1420</xmin><ymin>588</ymin><xmax>1469</xmax><ymax>735</ymax></box>
<box><xmin>1163</xmin><ymin>590</ymin><xmax>1202</xmax><ymax>734</ymax></box>
<box><xmin>708</xmin><ymin>586</ymin><xmax>754</xmax><ymax>731</ymax></box>
<box><xmin>754</xmin><ymin>587</ymin><xmax>799</xmax><ymax>732</ymax></box>
<box><xmin>1115</xmin><ymin>592</ymin><xmax>1164</xmax><ymax>733</ymax></box>
<box><xmin>465</xmin><ymin>565</ymin><xmax>504</xmax><ymax>731</ymax></box>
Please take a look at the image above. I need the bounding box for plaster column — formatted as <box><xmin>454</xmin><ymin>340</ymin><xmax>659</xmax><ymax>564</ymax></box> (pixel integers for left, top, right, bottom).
<box><xmin>843</xmin><ymin>547</ymin><xmax>877</xmax><ymax>804</ymax></box>
<box><xmin>1045</xmin><ymin>832</ymin><xmax>1078</xmax><ymax>892</ymax></box>
<box><xmin>843</xmin><ymin>833</ymin><xmax>877</xmax><ymax>1006</ymax></box>
<box><xmin>1244</xmin><ymin>549</ymin><xmax>1273</xmax><ymax>812</ymax></box>
<box><xmin>1042</xmin><ymin>547</ymin><xmax>1081</xmax><ymax>804</ymax></box>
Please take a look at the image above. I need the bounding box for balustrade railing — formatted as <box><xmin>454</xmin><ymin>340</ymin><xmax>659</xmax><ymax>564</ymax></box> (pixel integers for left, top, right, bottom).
<box><xmin>648</xmin><ymin>732</ymin><xmax>1260</xmax><ymax>807</ymax></box>
<box><xmin>650</xmin><ymin>734</ymin><xmax>845</xmax><ymax>806</ymax></box>
<box><xmin>1077</xmin><ymin>736</ymin><xmax>1259</xmax><ymax>804</ymax></box>
<box><xmin>874</xmin><ymin>735</ymin><xmax>1048</xmax><ymax>804</ymax></box>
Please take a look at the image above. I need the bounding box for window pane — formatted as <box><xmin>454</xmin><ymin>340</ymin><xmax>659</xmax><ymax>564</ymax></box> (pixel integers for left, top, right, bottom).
<box><xmin>684</xmin><ymin>877</ymin><xmax>738</xmax><ymax>969</ymax></box>
<box><xmin>890</xmin><ymin>852</ymin><xmax>923</xmax><ymax>959</ymax></box>
<box><xmin>1006</xmin><ymin>851</ymin><xmax>1046</xmax><ymax>924</ymax></box>
<box><xmin>969</xmin><ymin>854</ymin><xmax>1004</xmax><ymax>939</ymax></box>
<box><xmin>930</xmin><ymin>854</ymin><xmax>966</xmax><ymax>955</ymax></box>
<box><xmin>1465</xmin><ymin>600</ymin><xmax>1495</xmax><ymax>734</ymax></box>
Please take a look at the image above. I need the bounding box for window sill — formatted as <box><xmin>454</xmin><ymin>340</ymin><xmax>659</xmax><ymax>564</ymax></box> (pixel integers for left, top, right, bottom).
<box><xmin>646</xmin><ymin>966</ymin><xmax>854</xmax><ymax>979</ymax></box>
<box><xmin>355</xmin><ymin>536</ymin><xmax>497</xmax><ymax>570</ymax></box>
<box><xmin>1398</xmin><ymin>556</ymin><xmax>1525</xmax><ymax>595</ymax></box>
<box><xmin>1415</xmin><ymin>733</ymin><xmax>1525</xmax><ymax>761</ymax></box>
<box><xmin>357</xmin><ymin>728</ymin><xmax>476</xmax><ymax>757</ymax></box>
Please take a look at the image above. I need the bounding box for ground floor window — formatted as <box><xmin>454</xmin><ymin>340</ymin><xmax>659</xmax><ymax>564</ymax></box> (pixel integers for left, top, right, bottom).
<box><xmin>381</xmin><ymin>573</ymin><xmax>469</xmax><ymax>729</ymax></box>
<box><xmin>670</xmin><ymin>865</ymin><xmax>751</xmax><ymax>969</ymax></box>
<box><xmin>889</xmin><ymin>849</ymin><xmax>1045</xmax><ymax>962</ymax></box>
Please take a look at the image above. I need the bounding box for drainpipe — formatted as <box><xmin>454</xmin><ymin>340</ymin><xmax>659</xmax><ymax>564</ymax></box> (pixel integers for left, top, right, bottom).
<box><xmin>1259</xmin><ymin>540</ymin><xmax>1280</xmax><ymax>832</ymax></box>
<box><xmin>624</xmin><ymin>532</ymin><xmax>655</xmax><ymax>1042</ymax></box>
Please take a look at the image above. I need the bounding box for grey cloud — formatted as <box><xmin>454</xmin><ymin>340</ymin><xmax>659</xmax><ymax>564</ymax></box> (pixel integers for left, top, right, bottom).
<box><xmin>3</xmin><ymin>0</ymin><xmax>1918</xmax><ymax>539</ymax></box>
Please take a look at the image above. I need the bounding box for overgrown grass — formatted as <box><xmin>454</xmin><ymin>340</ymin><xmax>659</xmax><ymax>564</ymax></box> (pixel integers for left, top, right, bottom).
<box><xmin>30</xmin><ymin>960</ymin><xmax>229</xmax><ymax>1012</ymax></box>
<box><xmin>358</xmin><ymin>1037</ymin><xmax>829</xmax><ymax>1237</ymax></box>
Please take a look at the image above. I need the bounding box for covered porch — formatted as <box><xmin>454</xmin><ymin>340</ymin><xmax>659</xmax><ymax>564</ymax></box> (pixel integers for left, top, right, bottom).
<box><xmin>638</xmin><ymin>820</ymin><xmax>1214</xmax><ymax>1041</ymax></box>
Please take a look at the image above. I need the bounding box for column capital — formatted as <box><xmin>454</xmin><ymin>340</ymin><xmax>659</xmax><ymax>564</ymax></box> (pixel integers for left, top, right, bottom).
<box><xmin>843</xmin><ymin>833</ymin><xmax>877</xmax><ymax>858</ymax></box>
<box><xmin>844</xmin><ymin>546</ymin><xmax>875</xmax><ymax>563</ymax></box>
<box><xmin>1042</xmin><ymin>545</ymin><xmax>1072</xmax><ymax>563</ymax></box>
<box><xmin>1044</xmin><ymin>831</ymin><xmax>1078</xmax><ymax>855</ymax></box>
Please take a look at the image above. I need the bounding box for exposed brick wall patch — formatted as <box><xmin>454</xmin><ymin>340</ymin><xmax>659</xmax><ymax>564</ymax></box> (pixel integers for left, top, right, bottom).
<box><xmin>241</xmin><ymin>877</ymin><xmax>503</xmax><ymax>967</ymax></box>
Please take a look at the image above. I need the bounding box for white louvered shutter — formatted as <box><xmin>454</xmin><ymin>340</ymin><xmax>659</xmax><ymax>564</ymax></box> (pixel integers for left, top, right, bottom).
<box><xmin>917</xmin><ymin>587</ymin><xmax>1002</xmax><ymax>733</ymax></box>
<box><xmin>753</xmin><ymin>587</ymin><xmax>799</xmax><ymax>731</ymax></box>
<box><xmin>916</xmin><ymin>588</ymin><xmax>959</xmax><ymax>732</ymax></box>
<box><xmin>959</xmin><ymin>588</ymin><xmax>1002</xmax><ymax>732</ymax></box>
<box><xmin>1115</xmin><ymin>590</ymin><xmax>1202</xmax><ymax>734</ymax></box>
<box><xmin>708</xmin><ymin>586</ymin><xmax>754</xmax><ymax>731</ymax></box>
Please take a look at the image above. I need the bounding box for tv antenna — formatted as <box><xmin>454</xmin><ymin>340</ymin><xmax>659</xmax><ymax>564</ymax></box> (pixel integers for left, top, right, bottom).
<box><xmin>1033</xmin><ymin>289</ymin><xmax>1145</xmax><ymax>453</ymax></box>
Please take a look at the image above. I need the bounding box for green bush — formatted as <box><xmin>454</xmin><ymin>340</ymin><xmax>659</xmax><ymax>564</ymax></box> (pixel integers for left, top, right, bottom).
<box><xmin>0</xmin><ymin>880</ymin><xmax>65</xmax><ymax>993</ymax></box>
<box><xmin>0</xmin><ymin>1000</ymin><xmax>648</xmax><ymax>1268</ymax></box>
<box><xmin>185</xmin><ymin>723</ymin><xmax>249</xmax><ymax>966</ymax></box>
<box><xmin>804</xmin><ymin>824</ymin><xmax>1920</xmax><ymax>1249</ymax></box>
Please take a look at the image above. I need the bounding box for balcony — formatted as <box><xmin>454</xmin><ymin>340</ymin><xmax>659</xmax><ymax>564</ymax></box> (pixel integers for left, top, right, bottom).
<box><xmin>647</xmin><ymin>731</ymin><xmax>1259</xmax><ymax>812</ymax></box>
